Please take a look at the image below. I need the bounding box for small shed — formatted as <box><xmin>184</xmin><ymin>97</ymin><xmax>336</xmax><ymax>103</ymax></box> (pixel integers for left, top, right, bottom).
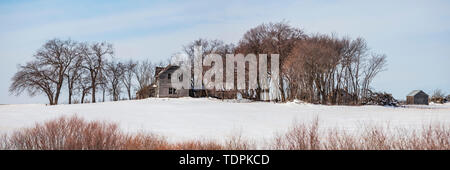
<box><xmin>406</xmin><ymin>90</ymin><xmax>429</xmax><ymax>105</ymax></box>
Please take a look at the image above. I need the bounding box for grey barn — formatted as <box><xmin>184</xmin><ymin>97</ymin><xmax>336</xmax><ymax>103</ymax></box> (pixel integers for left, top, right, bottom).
<box><xmin>406</xmin><ymin>90</ymin><xmax>429</xmax><ymax>105</ymax></box>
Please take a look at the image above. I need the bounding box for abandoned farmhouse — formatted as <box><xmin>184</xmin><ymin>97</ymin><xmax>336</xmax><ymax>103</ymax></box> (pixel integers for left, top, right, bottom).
<box><xmin>136</xmin><ymin>65</ymin><xmax>244</xmax><ymax>100</ymax></box>
<box><xmin>136</xmin><ymin>65</ymin><xmax>188</xmax><ymax>99</ymax></box>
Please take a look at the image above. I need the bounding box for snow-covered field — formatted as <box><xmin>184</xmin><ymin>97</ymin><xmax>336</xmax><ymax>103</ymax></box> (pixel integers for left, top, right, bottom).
<box><xmin>1</xmin><ymin>98</ymin><xmax>449</xmax><ymax>144</ymax></box>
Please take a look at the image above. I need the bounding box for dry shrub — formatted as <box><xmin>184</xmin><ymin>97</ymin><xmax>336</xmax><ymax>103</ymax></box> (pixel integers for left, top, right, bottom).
<box><xmin>0</xmin><ymin>134</ymin><xmax>10</xmax><ymax>150</ymax></box>
<box><xmin>360</xmin><ymin>125</ymin><xmax>391</xmax><ymax>150</ymax></box>
<box><xmin>349</xmin><ymin>123</ymin><xmax>449</xmax><ymax>150</ymax></box>
<box><xmin>171</xmin><ymin>140</ymin><xmax>224</xmax><ymax>150</ymax></box>
<box><xmin>161</xmin><ymin>133</ymin><xmax>256</xmax><ymax>150</ymax></box>
<box><xmin>271</xmin><ymin>117</ymin><xmax>450</xmax><ymax>150</ymax></box>
<box><xmin>5</xmin><ymin>116</ymin><xmax>124</xmax><ymax>150</ymax></box>
<box><xmin>272</xmin><ymin>117</ymin><xmax>320</xmax><ymax>150</ymax></box>
<box><xmin>1</xmin><ymin>116</ymin><xmax>167</xmax><ymax>150</ymax></box>
<box><xmin>323</xmin><ymin>129</ymin><xmax>360</xmax><ymax>150</ymax></box>
<box><xmin>224</xmin><ymin>133</ymin><xmax>256</xmax><ymax>150</ymax></box>
<box><xmin>169</xmin><ymin>134</ymin><xmax>256</xmax><ymax>150</ymax></box>
<box><xmin>122</xmin><ymin>133</ymin><xmax>169</xmax><ymax>150</ymax></box>
<box><xmin>0</xmin><ymin>115</ymin><xmax>254</xmax><ymax>150</ymax></box>
<box><xmin>413</xmin><ymin>123</ymin><xmax>450</xmax><ymax>150</ymax></box>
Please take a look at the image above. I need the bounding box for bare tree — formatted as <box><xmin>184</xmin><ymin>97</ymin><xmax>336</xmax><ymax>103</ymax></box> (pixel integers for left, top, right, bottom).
<box><xmin>10</xmin><ymin>61</ymin><xmax>58</xmax><ymax>105</ymax></box>
<box><xmin>65</xmin><ymin>41</ymin><xmax>83</xmax><ymax>104</ymax></box>
<box><xmin>431</xmin><ymin>89</ymin><xmax>447</xmax><ymax>104</ymax></box>
<box><xmin>75</xmin><ymin>69</ymin><xmax>91</xmax><ymax>103</ymax></box>
<box><xmin>285</xmin><ymin>34</ymin><xmax>341</xmax><ymax>103</ymax></box>
<box><xmin>361</xmin><ymin>53</ymin><xmax>387</xmax><ymax>100</ymax></box>
<box><xmin>99</xmin><ymin>70</ymin><xmax>108</xmax><ymax>102</ymax></box>
<box><xmin>432</xmin><ymin>89</ymin><xmax>445</xmax><ymax>98</ymax></box>
<box><xmin>80</xmin><ymin>42</ymin><xmax>113</xmax><ymax>103</ymax></box>
<box><xmin>10</xmin><ymin>39</ymin><xmax>78</xmax><ymax>105</ymax></box>
<box><xmin>122</xmin><ymin>59</ymin><xmax>137</xmax><ymax>100</ymax></box>
<box><xmin>105</xmin><ymin>61</ymin><xmax>125</xmax><ymax>101</ymax></box>
<box><xmin>183</xmin><ymin>38</ymin><xmax>234</xmax><ymax>98</ymax></box>
<box><xmin>236</xmin><ymin>21</ymin><xmax>306</xmax><ymax>101</ymax></box>
<box><xmin>134</xmin><ymin>59</ymin><xmax>155</xmax><ymax>91</ymax></box>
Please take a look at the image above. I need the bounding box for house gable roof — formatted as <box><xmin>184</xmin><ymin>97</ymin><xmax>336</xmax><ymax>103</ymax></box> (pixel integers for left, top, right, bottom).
<box><xmin>155</xmin><ymin>65</ymin><xmax>179</xmax><ymax>78</ymax></box>
<box><xmin>407</xmin><ymin>90</ymin><xmax>428</xmax><ymax>97</ymax></box>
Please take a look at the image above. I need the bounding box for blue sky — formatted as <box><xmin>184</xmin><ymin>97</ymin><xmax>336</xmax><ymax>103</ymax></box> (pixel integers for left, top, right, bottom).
<box><xmin>0</xmin><ymin>0</ymin><xmax>449</xmax><ymax>104</ymax></box>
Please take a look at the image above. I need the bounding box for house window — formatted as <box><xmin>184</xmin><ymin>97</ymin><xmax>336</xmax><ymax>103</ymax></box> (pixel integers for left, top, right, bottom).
<box><xmin>168</xmin><ymin>73</ymin><xmax>171</xmax><ymax>80</ymax></box>
<box><xmin>169</xmin><ymin>88</ymin><xmax>177</xmax><ymax>94</ymax></box>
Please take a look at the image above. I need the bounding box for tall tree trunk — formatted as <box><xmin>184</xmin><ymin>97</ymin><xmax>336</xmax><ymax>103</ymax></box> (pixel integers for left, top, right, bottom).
<box><xmin>127</xmin><ymin>88</ymin><xmax>132</xmax><ymax>100</ymax></box>
<box><xmin>256</xmin><ymin>87</ymin><xmax>261</xmax><ymax>101</ymax></box>
<box><xmin>91</xmin><ymin>81</ymin><xmax>96</xmax><ymax>103</ymax></box>
<box><xmin>54</xmin><ymin>85</ymin><xmax>61</xmax><ymax>105</ymax></box>
<box><xmin>53</xmin><ymin>68</ymin><xmax>65</xmax><ymax>105</ymax></box>
<box><xmin>68</xmin><ymin>80</ymin><xmax>73</xmax><ymax>104</ymax></box>
<box><xmin>46</xmin><ymin>93</ymin><xmax>54</xmax><ymax>105</ymax></box>
<box><xmin>81</xmin><ymin>91</ymin><xmax>86</xmax><ymax>104</ymax></box>
<box><xmin>68</xmin><ymin>90</ymin><xmax>72</xmax><ymax>104</ymax></box>
<box><xmin>103</xmin><ymin>88</ymin><xmax>106</xmax><ymax>102</ymax></box>
<box><xmin>279</xmin><ymin>76</ymin><xmax>286</xmax><ymax>102</ymax></box>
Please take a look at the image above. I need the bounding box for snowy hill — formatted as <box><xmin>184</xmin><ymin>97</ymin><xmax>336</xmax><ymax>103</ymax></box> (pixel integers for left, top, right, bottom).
<box><xmin>1</xmin><ymin>98</ymin><xmax>449</xmax><ymax>143</ymax></box>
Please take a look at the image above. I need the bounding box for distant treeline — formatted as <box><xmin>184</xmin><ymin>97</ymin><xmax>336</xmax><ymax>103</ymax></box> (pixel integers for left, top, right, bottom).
<box><xmin>10</xmin><ymin>21</ymin><xmax>387</xmax><ymax>105</ymax></box>
<box><xmin>9</xmin><ymin>40</ymin><xmax>161</xmax><ymax>105</ymax></box>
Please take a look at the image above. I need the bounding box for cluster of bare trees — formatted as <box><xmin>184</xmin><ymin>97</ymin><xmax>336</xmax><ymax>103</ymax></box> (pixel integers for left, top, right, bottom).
<box><xmin>180</xmin><ymin>38</ymin><xmax>235</xmax><ymax>97</ymax></box>
<box><xmin>181</xmin><ymin>22</ymin><xmax>387</xmax><ymax>104</ymax></box>
<box><xmin>10</xmin><ymin>39</ymin><xmax>155</xmax><ymax>105</ymax></box>
<box><xmin>431</xmin><ymin>89</ymin><xmax>448</xmax><ymax>104</ymax></box>
<box><xmin>235</xmin><ymin>22</ymin><xmax>306</xmax><ymax>101</ymax></box>
<box><xmin>283</xmin><ymin>34</ymin><xmax>387</xmax><ymax>104</ymax></box>
<box><xmin>236</xmin><ymin>22</ymin><xmax>387</xmax><ymax>104</ymax></box>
